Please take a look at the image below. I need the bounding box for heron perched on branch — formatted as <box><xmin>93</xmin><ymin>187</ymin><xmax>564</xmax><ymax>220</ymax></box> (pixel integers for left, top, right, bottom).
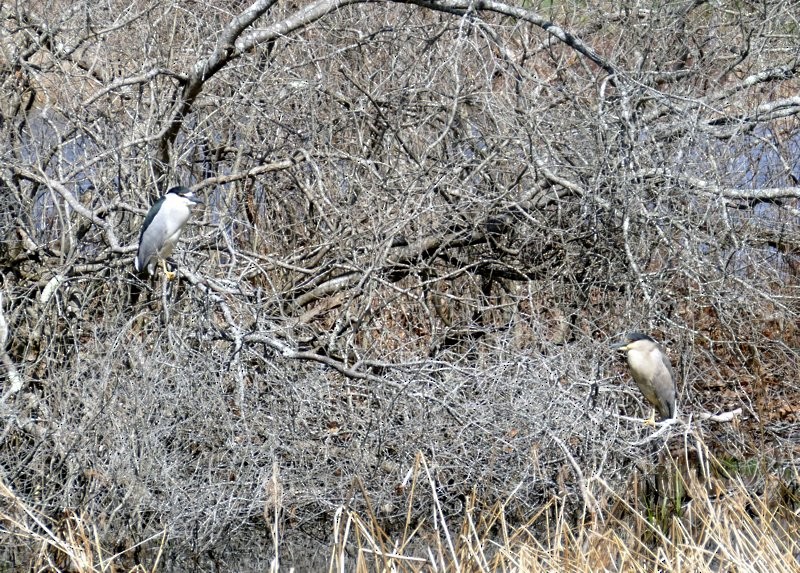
<box><xmin>134</xmin><ymin>186</ymin><xmax>204</xmax><ymax>280</ymax></box>
<box><xmin>611</xmin><ymin>332</ymin><xmax>676</xmax><ymax>425</ymax></box>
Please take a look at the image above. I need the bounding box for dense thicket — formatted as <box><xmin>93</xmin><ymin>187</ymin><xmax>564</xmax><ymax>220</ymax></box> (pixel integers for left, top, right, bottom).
<box><xmin>0</xmin><ymin>0</ymin><xmax>798</xmax><ymax>569</ymax></box>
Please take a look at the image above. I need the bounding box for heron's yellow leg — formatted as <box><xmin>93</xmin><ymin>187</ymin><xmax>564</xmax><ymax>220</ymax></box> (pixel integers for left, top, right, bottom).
<box><xmin>643</xmin><ymin>409</ymin><xmax>657</xmax><ymax>427</ymax></box>
<box><xmin>160</xmin><ymin>259</ymin><xmax>176</xmax><ymax>281</ymax></box>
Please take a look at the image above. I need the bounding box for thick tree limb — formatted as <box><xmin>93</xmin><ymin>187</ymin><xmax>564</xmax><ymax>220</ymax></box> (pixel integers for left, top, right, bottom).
<box><xmin>0</xmin><ymin>292</ymin><xmax>23</xmax><ymax>403</ymax></box>
<box><xmin>159</xmin><ymin>0</ymin><xmax>280</xmax><ymax>167</ymax></box>
<box><xmin>237</xmin><ymin>0</ymin><xmax>369</xmax><ymax>51</ymax></box>
<box><xmin>389</xmin><ymin>0</ymin><xmax>617</xmax><ymax>75</ymax></box>
<box><xmin>638</xmin><ymin>169</ymin><xmax>800</xmax><ymax>200</ymax></box>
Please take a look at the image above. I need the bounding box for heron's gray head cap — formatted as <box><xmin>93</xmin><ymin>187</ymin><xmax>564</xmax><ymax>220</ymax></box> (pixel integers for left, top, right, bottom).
<box><xmin>610</xmin><ymin>331</ymin><xmax>655</xmax><ymax>350</ymax></box>
<box><xmin>168</xmin><ymin>186</ymin><xmax>204</xmax><ymax>205</ymax></box>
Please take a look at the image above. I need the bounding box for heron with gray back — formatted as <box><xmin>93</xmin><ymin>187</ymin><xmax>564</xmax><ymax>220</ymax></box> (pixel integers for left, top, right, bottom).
<box><xmin>611</xmin><ymin>332</ymin><xmax>676</xmax><ymax>425</ymax></box>
<box><xmin>134</xmin><ymin>186</ymin><xmax>204</xmax><ymax>280</ymax></box>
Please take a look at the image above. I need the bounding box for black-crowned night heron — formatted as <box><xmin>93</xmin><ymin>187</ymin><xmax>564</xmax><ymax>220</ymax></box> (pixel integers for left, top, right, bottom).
<box><xmin>611</xmin><ymin>332</ymin><xmax>676</xmax><ymax>425</ymax></box>
<box><xmin>134</xmin><ymin>186</ymin><xmax>204</xmax><ymax>280</ymax></box>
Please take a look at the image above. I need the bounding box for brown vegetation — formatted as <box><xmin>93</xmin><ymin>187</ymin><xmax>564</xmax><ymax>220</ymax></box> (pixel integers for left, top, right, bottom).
<box><xmin>0</xmin><ymin>0</ymin><xmax>798</xmax><ymax>569</ymax></box>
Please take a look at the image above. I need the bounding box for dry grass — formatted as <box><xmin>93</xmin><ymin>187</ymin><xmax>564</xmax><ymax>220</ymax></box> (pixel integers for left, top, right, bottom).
<box><xmin>2</xmin><ymin>448</ymin><xmax>798</xmax><ymax>572</ymax></box>
<box><xmin>0</xmin><ymin>476</ymin><xmax>166</xmax><ymax>572</ymax></box>
<box><xmin>327</xmin><ymin>452</ymin><xmax>800</xmax><ymax>573</ymax></box>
